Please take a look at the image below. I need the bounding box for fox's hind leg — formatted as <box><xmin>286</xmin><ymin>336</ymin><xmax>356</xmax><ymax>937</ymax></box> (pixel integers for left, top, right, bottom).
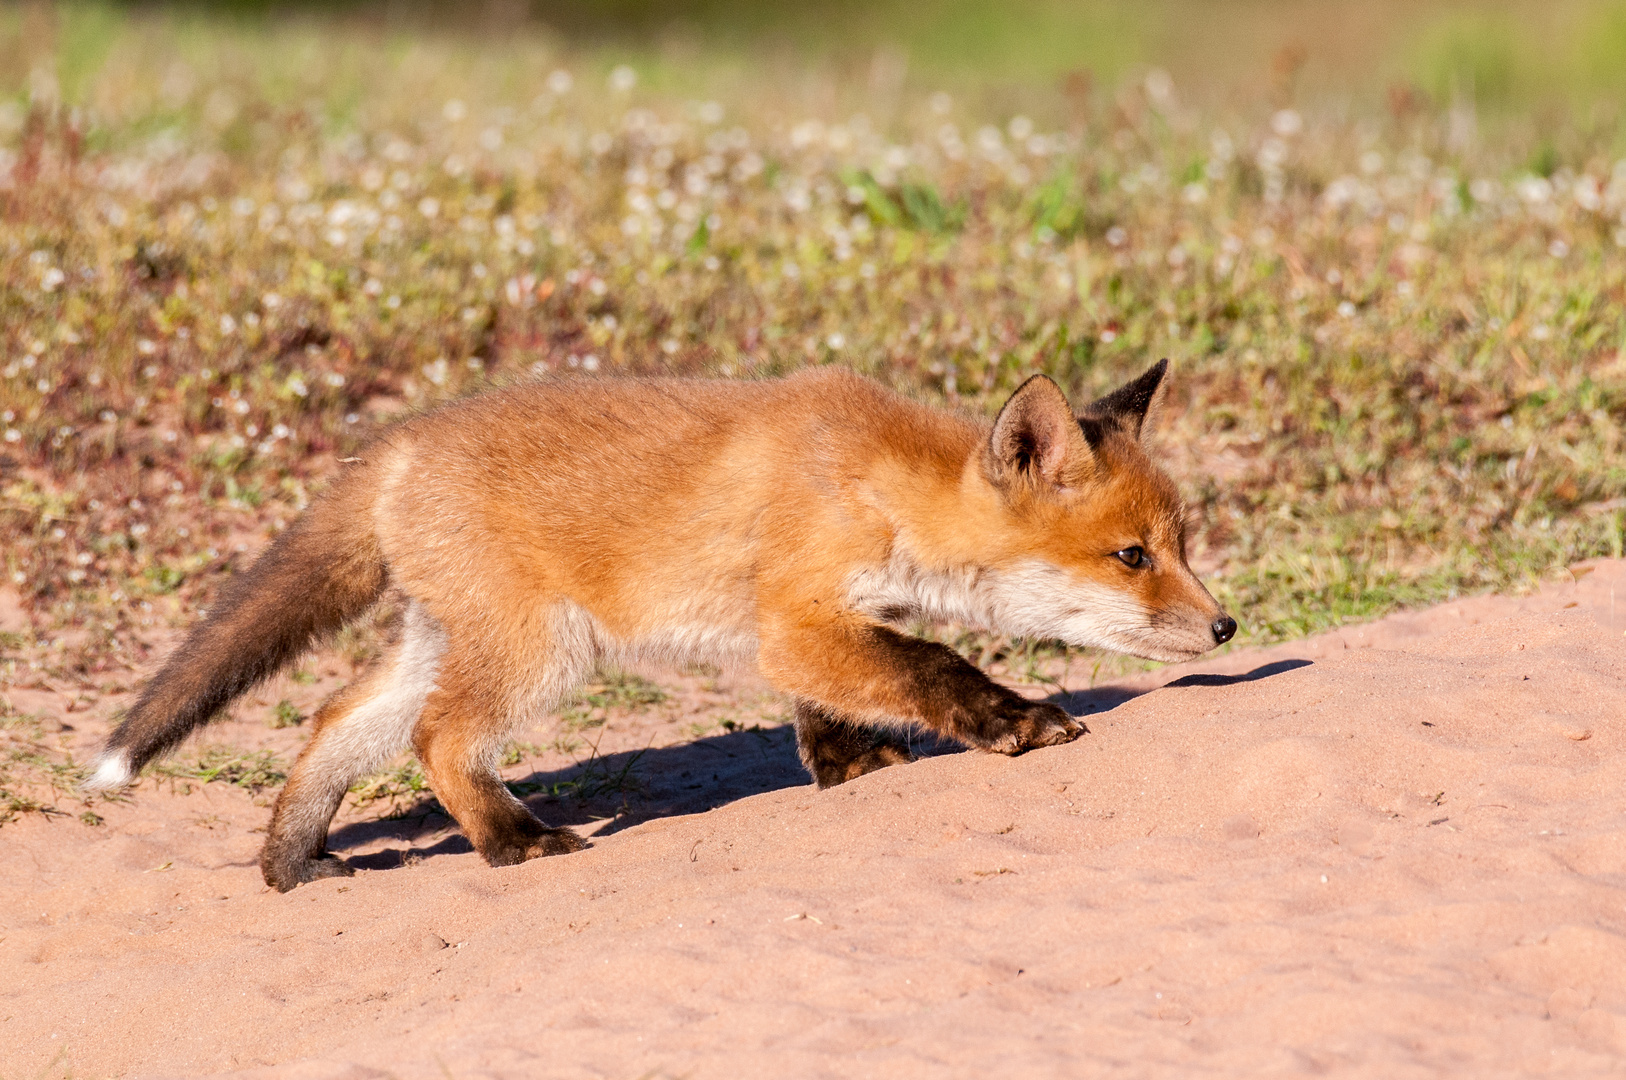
<box><xmin>260</xmin><ymin>601</ymin><xmax>446</xmax><ymax>892</ymax></box>
<box><xmin>794</xmin><ymin>701</ymin><xmax>914</xmax><ymax>789</ymax></box>
<box><xmin>410</xmin><ymin>634</ymin><xmax>588</xmax><ymax>868</ymax></box>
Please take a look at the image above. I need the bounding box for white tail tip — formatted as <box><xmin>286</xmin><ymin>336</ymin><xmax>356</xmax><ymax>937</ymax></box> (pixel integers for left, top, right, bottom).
<box><xmin>82</xmin><ymin>750</ymin><xmax>134</xmax><ymax>792</ymax></box>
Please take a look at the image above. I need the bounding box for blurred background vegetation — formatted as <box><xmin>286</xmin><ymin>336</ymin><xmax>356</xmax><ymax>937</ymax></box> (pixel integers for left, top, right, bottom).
<box><xmin>0</xmin><ymin>0</ymin><xmax>1623</xmax><ymax>671</ymax></box>
<box><xmin>14</xmin><ymin>0</ymin><xmax>1626</xmax><ymax>111</ymax></box>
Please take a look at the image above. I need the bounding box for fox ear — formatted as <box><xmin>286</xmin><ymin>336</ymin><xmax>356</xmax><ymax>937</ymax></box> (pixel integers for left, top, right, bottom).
<box><xmin>1079</xmin><ymin>359</ymin><xmax>1168</xmax><ymax>444</ymax></box>
<box><xmin>988</xmin><ymin>374</ymin><xmax>1092</xmax><ymax>488</ymax></box>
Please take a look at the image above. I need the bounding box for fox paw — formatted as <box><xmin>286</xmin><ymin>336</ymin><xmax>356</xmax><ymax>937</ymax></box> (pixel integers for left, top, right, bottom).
<box><xmin>262</xmin><ymin>851</ymin><xmax>355</xmax><ymax>893</ymax></box>
<box><xmin>483</xmin><ymin>825</ymin><xmax>589</xmax><ymax>868</ymax></box>
<box><xmin>523</xmin><ymin>826</ymin><xmax>589</xmax><ymax>861</ymax></box>
<box><xmin>988</xmin><ymin>702</ymin><xmax>1086</xmax><ymax>755</ymax></box>
<box><xmin>814</xmin><ymin>740</ymin><xmax>915</xmax><ymax>789</ymax></box>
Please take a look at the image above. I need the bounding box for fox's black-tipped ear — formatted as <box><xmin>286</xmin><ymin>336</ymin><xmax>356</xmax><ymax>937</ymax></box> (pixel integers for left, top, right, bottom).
<box><xmin>1079</xmin><ymin>359</ymin><xmax>1168</xmax><ymax>443</ymax></box>
<box><xmin>988</xmin><ymin>374</ymin><xmax>1093</xmax><ymax>488</ymax></box>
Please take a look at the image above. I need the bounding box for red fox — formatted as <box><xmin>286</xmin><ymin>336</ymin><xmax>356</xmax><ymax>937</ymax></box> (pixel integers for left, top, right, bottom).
<box><xmin>86</xmin><ymin>361</ymin><xmax>1234</xmax><ymax>891</ymax></box>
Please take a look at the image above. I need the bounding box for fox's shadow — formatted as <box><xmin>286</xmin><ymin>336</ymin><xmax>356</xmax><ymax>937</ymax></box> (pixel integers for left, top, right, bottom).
<box><xmin>330</xmin><ymin>724</ymin><xmax>815</xmax><ymax>867</ymax></box>
<box><xmin>1052</xmin><ymin>657</ymin><xmax>1313</xmax><ymax>713</ymax></box>
<box><xmin>331</xmin><ymin>658</ymin><xmax>1312</xmax><ymax>869</ymax></box>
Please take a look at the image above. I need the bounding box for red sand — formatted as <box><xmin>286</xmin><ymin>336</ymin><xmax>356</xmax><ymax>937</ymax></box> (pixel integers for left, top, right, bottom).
<box><xmin>3</xmin><ymin>562</ymin><xmax>1625</xmax><ymax>1078</ymax></box>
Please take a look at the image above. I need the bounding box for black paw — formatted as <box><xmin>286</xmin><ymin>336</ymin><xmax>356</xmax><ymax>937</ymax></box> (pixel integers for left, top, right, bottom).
<box><xmin>812</xmin><ymin>740</ymin><xmax>915</xmax><ymax>789</ymax></box>
<box><xmin>988</xmin><ymin>701</ymin><xmax>1086</xmax><ymax>755</ymax></box>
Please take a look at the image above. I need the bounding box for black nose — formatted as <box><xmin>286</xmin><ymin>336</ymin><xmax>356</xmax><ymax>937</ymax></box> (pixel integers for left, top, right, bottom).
<box><xmin>1211</xmin><ymin>614</ymin><xmax>1237</xmax><ymax>645</ymax></box>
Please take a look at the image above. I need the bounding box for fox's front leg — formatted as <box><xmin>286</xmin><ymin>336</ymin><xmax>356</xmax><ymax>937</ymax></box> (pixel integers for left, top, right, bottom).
<box><xmin>762</xmin><ymin>617</ymin><xmax>1085</xmax><ymax>761</ymax></box>
<box><xmin>794</xmin><ymin>700</ymin><xmax>916</xmax><ymax>789</ymax></box>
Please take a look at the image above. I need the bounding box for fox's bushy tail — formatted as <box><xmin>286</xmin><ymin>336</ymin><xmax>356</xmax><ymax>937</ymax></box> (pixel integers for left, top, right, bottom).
<box><xmin>85</xmin><ymin>469</ymin><xmax>387</xmax><ymax>789</ymax></box>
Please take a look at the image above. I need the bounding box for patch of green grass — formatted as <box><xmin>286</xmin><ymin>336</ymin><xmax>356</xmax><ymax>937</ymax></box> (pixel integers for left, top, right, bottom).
<box><xmin>0</xmin><ymin>706</ymin><xmax>89</xmax><ymax>826</ymax></box>
<box><xmin>508</xmin><ymin>746</ymin><xmax>647</xmax><ymax>801</ymax></box>
<box><xmin>348</xmin><ymin>739</ymin><xmax>646</xmax><ymax>817</ymax></box>
<box><xmin>500</xmin><ymin>740</ymin><xmax>545</xmax><ymax>767</ymax></box>
<box><xmin>1405</xmin><ymin>11</ymin><xmax>1523</xmax><ymax>103</ymax></box>
<box><xmin>586</xmin><ymin>670</ymin><xmax>669</xmax><ymax>710</ymax></box>
<box><xmin>269</xmin><ymin>698</ymin><xmax>304</xmax><ymax>728</ymax></box>
<box><xmin>559</xmin><ymin>670</ymin><xmax>668</xmax><ymax>731</ymax></box>
<box><xmin>547</xmin><ymin>732</ymin><xmax>585</xmax><ymax>757</ymax></box>
<box><xmin>348</xmin><ymin>757</ymin><xmax>432</xmax><ymax>813</ymax></box>
<box><xmin>1</xmin><ymin>787</ymin><xmax>51</xmax><ymax>825</ymax></box>
<box><xmin>685</xmin><ymin>716</ymin><xmax>748</xmax><ymax>740</ymax></box>
<box><xmin>150</xmin><ymin>745</ymin><xmax>288</xmax><ymax>794</ymax></box>
<box><xmin>845</xmin><ymin>170</ymin><xmax>966</xmax><ymax>235</ymax></box>
<box><xmin>683</xmin><ymin>703</ymin><xmax>793</xmax><ymax>741</ymax></box>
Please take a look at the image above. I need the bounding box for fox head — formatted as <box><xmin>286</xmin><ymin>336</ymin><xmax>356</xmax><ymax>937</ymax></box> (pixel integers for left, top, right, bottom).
<box><xmin>964</xmin><ymin>360</ymin><xmax>1234</xmax><ymax>662</ymax></box>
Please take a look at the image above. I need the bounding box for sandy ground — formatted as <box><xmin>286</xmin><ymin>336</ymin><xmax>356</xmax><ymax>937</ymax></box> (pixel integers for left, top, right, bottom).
<box><xmin>3</xmin><ymin>562</ymin><xmax>1625</xmax><ymax>1079</ymax></box>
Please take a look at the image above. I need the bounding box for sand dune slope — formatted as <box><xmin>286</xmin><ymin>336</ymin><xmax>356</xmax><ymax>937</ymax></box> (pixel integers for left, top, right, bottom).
<box><xmin>3</xmin><ymin>564</ymin><xmax>1625</xmax><ymax>1078</ymax></box>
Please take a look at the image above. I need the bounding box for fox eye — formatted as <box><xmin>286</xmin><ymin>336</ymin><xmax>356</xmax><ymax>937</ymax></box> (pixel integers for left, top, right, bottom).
<box><xmin>1115</xmin><ymin>546</ymin><xmax>1145</xmax><ymax>568</ymax></box>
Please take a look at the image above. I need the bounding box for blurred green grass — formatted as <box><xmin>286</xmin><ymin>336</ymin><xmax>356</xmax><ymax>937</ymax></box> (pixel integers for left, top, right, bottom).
<box><xmin>19</xmin><ymin>1</ymin><xmax>1626</xmax><ymax>105</ymax></box>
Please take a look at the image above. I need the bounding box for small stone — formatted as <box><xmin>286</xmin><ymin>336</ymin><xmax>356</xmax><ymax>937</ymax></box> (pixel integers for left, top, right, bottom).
<box><xmin>1547</xmin><ymin>986</ymin><xmax>1590</xmax><ymax>1021</ymax></box>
